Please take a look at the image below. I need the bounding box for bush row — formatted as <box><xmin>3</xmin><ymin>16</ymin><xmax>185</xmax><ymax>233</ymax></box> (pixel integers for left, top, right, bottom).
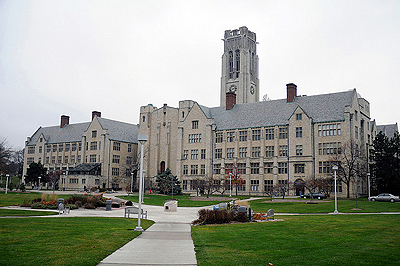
<box><xmin>193</xmin><ymin>209</ymin><xmax>249</xmax><ymax>225</ymax></box>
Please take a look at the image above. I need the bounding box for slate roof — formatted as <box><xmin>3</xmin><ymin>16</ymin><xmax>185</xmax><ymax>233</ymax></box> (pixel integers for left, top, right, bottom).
<box><xmin>26</xmin><ymin>118</ymin><xmax>139</xmax><ymax>146</ymax></box>
<box><xmin>206</xmin><ymin>90</ymin><xmax>355</xmax><ymax>131</ymax></box>
<box><xmin>377</xmin><ymin>123</ymin><xmax>399</xmax><ymax>139</ymax></box>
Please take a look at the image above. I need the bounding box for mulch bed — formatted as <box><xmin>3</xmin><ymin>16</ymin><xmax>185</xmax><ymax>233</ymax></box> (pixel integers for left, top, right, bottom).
<box><xmin>190</xmin><ymin>196</ymin><xmax>234</xmax><ymax>201</ymax></box>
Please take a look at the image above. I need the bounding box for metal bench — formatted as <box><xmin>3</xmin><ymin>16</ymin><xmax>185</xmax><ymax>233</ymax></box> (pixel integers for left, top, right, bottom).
<box><xmin>58</xmin><ymin>203</ymin><xmax>70</xmax><ymax>215</ymax></box>
<box><xmin>124</xmin><ymin>206</ymin><xmax>147</xmax><ymax>219</ymax></box>
<box><xmin>261</xmin><ymin>209</ymin><xmax>274</xmax><ymax>220</ymax></box>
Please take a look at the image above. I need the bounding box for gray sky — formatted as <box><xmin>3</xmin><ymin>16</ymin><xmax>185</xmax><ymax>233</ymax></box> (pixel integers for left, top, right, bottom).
<box><xmin>1</xmin><ymin>0</ymin><xmax>399</xmax><ymax>149</ymax></box>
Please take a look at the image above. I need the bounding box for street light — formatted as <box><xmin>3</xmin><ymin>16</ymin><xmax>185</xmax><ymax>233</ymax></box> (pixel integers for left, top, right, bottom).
<box><xmin>135</xmin><ymin>135</ymin><xmax>148</xmax><ymax>231</ymax></box>
<box><xmin>38</xmin><ymin>176</ymin><xmax>41</xmax><ymax>191</ymax></box>
<box><xmin>332</xmin><ymin>166</ymin><xmax>339</xmax><ymax>214</ymax></box>
<box><xmin>229</xmin><ymin>173</ymin><xmax>232</xmax><ymax>197</ymax></box>
<box><xmin>5</xmin><ymin>174</ymin><xmax>9</xmax><ymax>195</ymax></box>
<box><xmin>367</xmin><ymin>173</ymin><xmax>371</xmax><ymax>198</ymax></box>
<box><xmin>142</xmin><ymin>169</ymin><xmax>146</xmax><ymax>203</ymax></box>
<box><xmin>130</xmin><ymin>172</ymin><xmax>134</xmax><ymax>194</ymax></box>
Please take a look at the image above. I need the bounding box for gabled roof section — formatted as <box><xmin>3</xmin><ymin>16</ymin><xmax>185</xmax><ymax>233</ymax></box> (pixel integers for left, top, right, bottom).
<box><xmin>209</xmin><ymin>90</ymin><xmax>354</xmax><ymax>131</ymax></box>
<box><xmin>97</xmin><ymin>118</ymin><xmax>139</xmax><ymax>143</ymax></box>
<box><xmin>377</xmin><ymin>123</ymin><xmax>398</xmax><ymax>139</ymax></box>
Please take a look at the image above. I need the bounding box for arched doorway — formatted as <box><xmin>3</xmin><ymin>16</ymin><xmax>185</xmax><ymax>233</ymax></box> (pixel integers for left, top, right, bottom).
<box><xmin>294</xmin><ymin>179</ymin><xmax>305</xmax><ymax>196</ymax></box>
<box><xmin>160</xmin><ymin>161</ymin><xmax>166</xmax><ymax>174</ymax></box>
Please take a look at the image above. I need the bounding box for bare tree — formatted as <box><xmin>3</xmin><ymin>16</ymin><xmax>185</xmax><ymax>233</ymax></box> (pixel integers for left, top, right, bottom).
<box><xmin>0</xmin><ymin>137</ymin><xmax>12</xmax><ymax>175</ymax></box>
<box><xmin>272</xmin><ymin>181</ymin><xmax>291</xmax><ymax>199</ymax></box>
<box><xmin>225</xmin><ymin>163</ymin><xmax>244</xmax><ymax>196</ymax></box>
<box><xmin>262</xmin><ymin>94</ymin><xmax>271</xmax><ymax>101</ymax></box>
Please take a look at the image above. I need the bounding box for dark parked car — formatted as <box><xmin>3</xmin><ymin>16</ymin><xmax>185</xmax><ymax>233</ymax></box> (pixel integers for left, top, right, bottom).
<box><xmin>301</xmin><ymin>193</ymin><xmax>327</xmax><ymax>200</ymax></box>
<box><xmin>368</xmin><ymin>193</ymin><xmax>400</xmax><ymax>203</ymax></box>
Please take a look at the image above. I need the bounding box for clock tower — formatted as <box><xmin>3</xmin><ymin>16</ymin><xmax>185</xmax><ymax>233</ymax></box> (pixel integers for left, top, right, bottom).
<box><xmin>220</xmin><ymin>26</ymin><xmax>259</xmax><ymax>107</ymax></box>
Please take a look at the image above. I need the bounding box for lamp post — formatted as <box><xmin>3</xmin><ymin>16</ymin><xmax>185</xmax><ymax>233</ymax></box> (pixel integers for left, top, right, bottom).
<box><xmin>229</xmin><ymin>173</ymin><xmax>232</xmax><ymax>197</ymax></box>
<box><xmin>135</xmin><ymin>135</ymin><xmax>148</xmax><ymax>231</ymax></box>
<box><xmin>332</xmin><ymin>166</ymin><xmax>339</xmax><ymax>214</ymax></box>
<box><xmin>5</xmin><ymin>174</ymin><xmax>9</xmax><ymax>194</ymax></box>
<box><xmin>130</xmin><ymin>172</ymin><xmax>134</xmax><ymax>195</ymax></box>
<box><xmin>367</xmin><ymin>173</ymin><xmax>370</xmax><ymax>198</ymax></box>
<box><xmin>38</xmin><ymin>176</ymin><xmax>41</xmax><ymax>191</ymax></box>
<box><xmin>142</xmin><ymin>169</ymin><xmax>146</xmax><ymax>203</ymax></box>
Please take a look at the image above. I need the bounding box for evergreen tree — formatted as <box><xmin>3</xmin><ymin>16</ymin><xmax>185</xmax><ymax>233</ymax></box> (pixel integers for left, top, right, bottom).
<box><xmin>156</xmin><ymin>168</ymin><xmax>182</xmax><ymax>196</ymax></box>
<box><xmin>25</xmin><ymin>162</ymin><xmax>47</xmax><ymax>186</ymax></box>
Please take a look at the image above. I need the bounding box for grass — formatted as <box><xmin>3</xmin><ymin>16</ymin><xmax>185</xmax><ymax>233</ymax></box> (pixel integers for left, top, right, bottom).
<box><xmin>0</xmin><ymin>191</ymin><xmax>44</xmax><ymax>207</ymax></box>
<box><xmin>249</xmin><ymin>197</ymin><xmax>400</xmax><ymax>213</ymax></box>
<box><xmin>0</xmin><ymin>217</ymin><xmax>154</xmax><ymax>266</ymax></box>
<box><xmin>119</xmin><ymin>193</ymin><xmax>244</xmax><ymax>207</ymax></box>
<box><xmin>0</xmin><ymin>209</ymin><xmax>57</xmax><ymax>216</ymax></box>
<box><xmin>192</xmin><ymin>215</ymin><xmax>400</xmax><ymax>266</ymax></box>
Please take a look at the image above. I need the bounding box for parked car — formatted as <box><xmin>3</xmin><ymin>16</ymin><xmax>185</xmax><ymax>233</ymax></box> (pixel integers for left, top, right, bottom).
<box><xmin>301</xmin><ymin>193</ymin><xmax>327</xmax><ymax>200</ymax></box>
<box><xmin>368</xmin><ymin>193</ymin><xmax>400</xmax><ymax>203</ymax></box>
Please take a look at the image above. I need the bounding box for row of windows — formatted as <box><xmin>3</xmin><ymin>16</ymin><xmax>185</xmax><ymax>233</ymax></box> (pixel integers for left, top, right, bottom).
<box><xmin>213</xmin><ymin>162</ymin><xmax>289</xmax><ymax>175</ymax></box>
<box><xmin>182</xmin><ymin>179</ymin><xmax>291</xmax><ymax>192</ymax></box>
<box><xmin>182</xmin><ymin>149</ymin><xmax>206</xmax><ymax>160</ymax></box>
<box><xmin>214</xmin><ymin>145</ymin><xmax>295</xmax><ymax>159</ymax></box>
<box><xmin>29</xmin><ymin>141</ymin><xmax>132</xmax><ymax>154</ymax></box>
<box><xmin>216</xmin><ymin>127</ymin><xmax>289</xmax><ymax>143</ymax></box>
<box><xmin>182</xmin><ymin>164</ymin><xmax>206</xmax><ymax>175</ymax></box>
<box><xmin>29</xmin><ymin>154</ymin><xmax>133</xmax><ymax>165</ymax></box>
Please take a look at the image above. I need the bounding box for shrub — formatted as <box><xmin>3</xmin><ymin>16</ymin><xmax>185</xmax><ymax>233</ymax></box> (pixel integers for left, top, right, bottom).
<box><xmin>193</xmin><ymin>209</ymin><xmax>232</xmax><ymax>225</ymax></box>
<box><xmin>84</xmin><ymin>203</ymin><xmax>96</xmax><ymax>209</ymax></box>
<box><xmin>111</xmin><ymin>203</ymin><xmax>121</xmax><ymax>208</ymax></box>
<box><xmin>75</xmin><ymin>201</ymin><xmax>82</xmax><ymax>208</ymax></box>
<box><xmin>31</xmin><ymin>202</ymin><xmax>46</xmax><ymax>209</ymax></box>
<box><xmin>125</xmin><ymin>200</ymin><xmax>133</xmax><ymax>206</ymax></box>
<box><xmin>48</xmin><ymin>194</ymin><xmax>58</xmax><ymax>202</ymax></box>
<box><xmin>19</xmin><ymin>183</ymin><xmax>26</xmax><ymax>192</ymax></box>
<box><xmin>32</xmin><ymin>198</ymin><xmax>42</xmax><ymax>203</ymax></box>
<box><xmin>232</xmin><ymin>211</ymin><xmax>249</xmax><ymax>222</ymax></box>
<box><xmin>21</xmin><ymin>197</ymin><xmax>32</xmax><ymax>207</ymax></box>
<box><xmin>47</xmin><ymin>205</ymin><xmax>58</xmax><ymax>210</ymax></box>
<box><xmin>41</xmin><ymin>194</ymin><xmax>48</xmax><ymax>202</ymax></box>
<box><xmin>66</xmin><ymin>204</ymin><xmax>77</xmax><ymax>210</ymax></box>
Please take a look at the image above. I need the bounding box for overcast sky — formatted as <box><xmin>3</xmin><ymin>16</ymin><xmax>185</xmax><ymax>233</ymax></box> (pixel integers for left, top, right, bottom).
<box><xmin>1</xmin><ymin>0</ymin><xmax>399</xmax><ymax>149</ymax></box>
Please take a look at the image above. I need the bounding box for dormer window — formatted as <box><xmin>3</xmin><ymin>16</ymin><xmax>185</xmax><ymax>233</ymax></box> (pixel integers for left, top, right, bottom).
<box><xmin>92</xmin><ymin>131</ymin><xmax>97</xmax><ymax>138</ymax></box>
<box><xmin>296</xmin><ymin>114</ymin><xmax>302</xmax><ymax>120</ymax></box>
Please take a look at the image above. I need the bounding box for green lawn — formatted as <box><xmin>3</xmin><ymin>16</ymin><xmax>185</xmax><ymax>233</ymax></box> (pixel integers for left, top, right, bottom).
<box><xmin>0</xmin><ymin>191</ymin><xmax>44</xmax><ymax>207</ymax></box>
<box><xmin>0</xmin><ymin>217</ymin><xmax>154</xmax><ymax>266</ymax></box>
<box><xmin>249</xmin><ymin>197</ymin><xmax>400</xmax><ymax>213</ymax></box>
<box><xmin>0</xmin><ymin>209</ymin><xmax>57</xmax><ymax>216</ymax></box>
<box><xmin>192</xmin><ymin>215</ymin><xmax>400</xmax><ymax>266</ymax></box>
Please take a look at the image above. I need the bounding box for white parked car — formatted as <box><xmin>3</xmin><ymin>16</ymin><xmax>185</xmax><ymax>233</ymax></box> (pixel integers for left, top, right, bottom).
<box><xmin>368</xmin><ymin>193</ymin><xmax>400</xmax><ymax>203</ymax></box>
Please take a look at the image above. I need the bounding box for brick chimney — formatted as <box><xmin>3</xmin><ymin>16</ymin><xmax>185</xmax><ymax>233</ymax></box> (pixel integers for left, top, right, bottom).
<box><xmin>226</xmin><ymin>92</ymin><xmax>236</xmax><ymax>110</ymax></box>
<box><xmin>286</xmin><ymin>83</ymin><xmax>297</xmax><ymax>103</ymax></box>
<box><xmin>92</xmin><ymin>111</ymin><xmax>101</xmax><ymax>120</ymax></box>
<box><xmin>60</xmin><ymin>115</ymin><xmax>70</xmax><ymax>128</ymax></box>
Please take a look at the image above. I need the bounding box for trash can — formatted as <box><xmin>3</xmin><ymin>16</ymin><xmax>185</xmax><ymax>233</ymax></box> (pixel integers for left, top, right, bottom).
<box><xmin>106</xmin><ymin>199</ymin><xmax>112</xmax><ymax>211</ymax></box>
<box><xmin>57</xmin><ymin>198</ymin><xmax>64</xmax><ymax>210</ymax></box>
<box><xmin>238</xmin><ymin>206</ymin><xmax>247</xmax><ymax>213</ymax></box>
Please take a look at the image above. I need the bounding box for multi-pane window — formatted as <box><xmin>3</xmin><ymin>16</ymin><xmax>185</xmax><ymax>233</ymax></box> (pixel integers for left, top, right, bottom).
<box><xmin>90</xmin><ymin>141</ymin><xmax>97</xmax><ymax>150</ymax></box>
<box><xmin>71</xmin><ymin>155</ymin><xmax>75</xmax><ymax>163</ymax></box>
<box><xmin>279</xmin><ymin>145</ymin><xmax>288</xmax><ymax>157</ymax></box>
<box><xmin>227</xmin><ymin>131</ymin><xmax>235</xmax><ymax>142</ymax></box>
<box><xmin>59</xmin><ymin>144</ymin><xmax>63</xmax><ymax>152</ymax></box>
<box><xmin>38</xmin><ymin>146</ymin><xmax>42</xmax><ymax>153</ymax></box>
<box><xmin>251</xmin><ymin>180</ymin><xmax>259</xmax><ymax>191</ymax></box>
<box><xmin>53</xmin><ymin>145</ymin><xmax>57</xmax><ymax>152</ymax></box>
<box><xmin>318</xmin><ymin>142</ymin><xmax>342</xmax><ymax>155</ymax></box>
<box><xmin>92</xmin><ymin>130</ymin><xmax>97</xmax><ymax>138</ymax></box>
<box><xmin>183</xmin><ymin>150</ymin><xmax>188</xmax><ymax>160</ymax></box>
<box><xmin>95</xmin><ymin>179</ymin><xmax>99</xmax><ymax>185</ymax></box>
<box><xmin>128</xmin><ymin>144</ymin><xmax>132</xmax><ymax>152</ymax></box>
<box><xmin>192</xmin><ymin>120</ymin><xmax>199</xmax><ymax>129</ymax></box>
<box><xmin>224</xmin><ymin>163</ymin><xmax>234</xmax><ymax>174</ymax></box>
<box><xmin>183</xmin><ymin>165</ymin><xmax>188</xmax><ymax>175</ymax></box>
<box><xmin>265</xmin><ymin>146</ymin><xmax>274</xmax><ymax>157</ymax></box>
<box><xmin>126</xmin><ymin>157</ymin><xmax>133</xmax><ymax>165</ymax></box>
<box><xmin>250</xmin><ymin>163</ymin><xmax>259</xmax><ymax>174</ymax></box>
<box><xmin>296</xmin><ymin>127</ymin><xmax>303</xmax><ymax>138</ymax></box>
<box><xmin>226</xmin><ymin>148</ymin><xmax>235</xmax><ymax>159</ymax></box>
<box><xmin>65</xmin><ymin>144</ymin><xmax>70</xmax><ymax>151</ymax></box>
<box><xmin>279</xmin><ymin>180</ymin><xmax>288</xmax><ymax>186</ymax></box>
<box><xmin>239</xmin><ymin>130</ymin><xmax>247</xmax><ymax>141</ymax></box>
<box><xmin>46</xmin><ymin>145</ymin><xmax>51</xmax><ymax>153</ymax></box>
<box><xmin>264</xmin><ymin>180</ymin><xmax>273</xmax><ymax>193</ymax></box>
<box><xmin>58</xmin><ymin>156</ymin><xmax>62</xmax><ymax>164</ymax></box>
<box><xmin>239</xmin><ymin>147</ymin><xmax>247</xmax><ymax>158</ymax></box>
<box><xmin>216</xmin><ymin>132</ymin><xmax>223</xmax><ymax>143</ymax></box>
<box><xmin>201</xmin><ymin>149</ymin><xmax>206</xmax><ymax>159</ymax></box>
<box><xmin>45</xmin><ymin>157</ymin><xmax>49</xmax><ymax>164</ymax></box>
<box><xmin>355</xmin><ymin>126</ymin><xmax>359</xmax><ymax>139</ymax></box>
<box><xmin>200</xmin><ymin>165</ymin><xmax>206</xmax><ymax>175</ymax></box>
<box><xmin>188</xmin><ymin>134</ymin><xmax>202</xmax><ymax>143</ymax></box>
<box><xmin>69</xmin><ymin>178</ymin><xmax>78</xmax><ymax>184</ymax></box>
<box><xmin>251</xmin><ymin>147</ymin><xmax>261</xmax><ymax>158</ymax></box>
<box><xmin>79</xmin><ymin>143</ymin><xmax>82</xmax><ymax>151</ymax></box>
<box><xmin>64</xmin><ymin>156</ymin><xmax>69</xmax><ymax>164</ymax></box>
<box><xmin>52</xmin><ymin>156</ymin><xmax>56</xmax><ymax>163</ymax></box>
<box><xmin>318</xmin><ymin>123</ymin><xmax>341</xmax><ymax>137</ymax></box>
<box><xmin>213</xmin><ymin>164</ymin><xmax>221</xmax><ymax>174</ymax></box>
<box><xmin>113</xmin><ymin>142</ymin><xmax>121</xmax><ymax>151</ymax></box>
<box><xmin>182</xmin><ymin>180</ymin><xmax>187</xmax><ymax>190</ymax></box>
<box><xmin>264</xmin><ymin>162</ymin><xmax>273</xmax><ymax>174</ymax></box>
<box><xmin>72</xmin><ymin>143</ymin><xmax>77</xmax><ymax>151</ymax></box>
<box><xmin>27</xmin><ymin>157</ymin><xmax>34</xmax><ymax>165</ymax></box>
<box><xmin>252</xmin><ymin>129</ymin><xmax>261</xmax><ymax>141</ymax></box>
<box><xmin>296</xmin><ymin>113</ymin><xmax>302</xmax><ymax>120</ymax></box>
<box><xmin>279</xmin><ymin>127</ymin><xmax>288</xmax><ymax>139</ymax></box>
<box><xmin>191</xmin><ymin>165</ymin><xmax>198</xmax><ymax>175</ymax></box>
<box><xmin>90</xmin><ymin>155</ymin><xmax>96</xmax><ymax>163</ymax></box>
<box><xmin>191</xmin><ymin>149</ymin><xmax>199</xmax><ymax>160</ymax></box>
<box><xmin>319</xmin><ymin>161</ymin><xmax>333</xmax><ymax>174</ymax></box>
<box><xmin>278</xmin><ymin>162</ymin><xmax>288</xmax><ymax>174</ymax></box>
<box><xmin>112</xmin><ymin>155</ymin><xmax>120</xmax><ymax>164</ymax></box>
<box><xmin>265</xmin><ymin>128</ymin><xmax>274</xmax><ymax>140</ymax></box>
<box><xmin>294</xmin><ymin>164</ymin><xmax>305</xmax><ymax>174</ymax></box>
<box><xmin>237</xmin><ymin>180</ymin><xmax>246</xmax><ymax>191</ymax></box>
<box><xmin>237</xmin><ymin>163</ymin><xmax>246</xmax><ymax>174</ymax></box>
<box><xmin>78</xmin><ymin>155</ymin><xmax>81</xmax><ymax>163</ymax></box>
<box><xmin>112</xmin><ymin>168</ymin><xmax>120</xmax><ymax>176</ymax></box>
<box><xmin>215</xmin><ymin>148</ymin><xmax>222</xmax><ymax>159</ymax></box>
<box><xmin>296</xmin><ymin>145</ymin><xmax>303</xmax><ymax>156</ymax></box>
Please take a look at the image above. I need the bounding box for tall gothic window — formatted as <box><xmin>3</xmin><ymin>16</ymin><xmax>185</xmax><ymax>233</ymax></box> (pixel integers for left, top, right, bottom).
<box><xmin>228</xmin><ymin>51</ymin><xmax>233</xmax><ymax>78</ymax></box>
<box><xmin>235</xmin><ymin>50</ymin><xmax>240</xmax><ymax>78</ymax></box>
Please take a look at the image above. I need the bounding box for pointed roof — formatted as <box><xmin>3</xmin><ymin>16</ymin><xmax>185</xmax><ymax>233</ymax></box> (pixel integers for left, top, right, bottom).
<box><xmin>377</xmin><ymin>123</ymin><xmax>399</xmax><ymax>139</ymax></box>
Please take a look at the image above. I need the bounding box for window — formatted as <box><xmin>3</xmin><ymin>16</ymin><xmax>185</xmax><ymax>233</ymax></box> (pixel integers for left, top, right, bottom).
<box><xmin>182</xmin><ymin>180</ymin><xmax>187</xmax><ymax>190</ymax></box>
<box><xmin>226</xmin><ymin>148</ymin><xmax>235</xmax><ymax>159</ymax></box>
<box><xmin>191</xmin><ymin>149</ymin><xmax>199</xmax><ymax>160</ymax></box>
<box><xmin>192</xmin><ymin>120</ymin><xmax>199</xmax><ymax>129</ymax></box>
<box><xmin>279</xmin><ymin>127</ymin><xmax>288</xmax><ymax>139</ymax></box>
<box><xmin>278</xmin><ymin>162</ymin><xmax>288</xmax><ymax>174</ymax></box>
<box><xmin>46</xmin><ymin>145</ymin><xmax>51</xmax><ymax>153</ymax></box>
<box><xmin>265</xmin><ymin>128</ymin><xmax>274</xmax><ymax>140</ymax></box>
<box><xmin>224</xmin><ymin>163</ymin><xmax>233</xmax><ymax>174</ymax></box>
<box><xmin>264</xmin><ymin>162</ymin><xmax>273</xmax><ymax>174</ymax></box>
<box><xmin>142</xmin><ymin>116</ymin><xmax>146</xmax><ymax>123</ymax></box>
<box><xmin>279</xmin><ymin>145</ymin><xmax>288</xmax><ymax>157</ymax></box>
<box><xmin>278</xmin><ymin>180</ymin><xmax>288</xmax><ymax>186</ymax></box>
<box><xmin>318</xmin><ymin>142</ymin><xmax>342</xmax><ymax>155</ymax></box>
<box><xmin>52</xmin><ymin>156</ymin><xmax>56</xmax><ymax>163</ymax></box>
<box><xmin>295</xmin><ymin>164</ymin><xmax>305</xmax><ymax>174</ymax></box>
<box><xmin>201</xmin><ymin>149</ymin><xmax>206</xmax><ymax>159</ymax></box>
<box><xmin>90</xmin><ymin>141</ymin><xmax>97</xmax><ymax>150</ymax></box>
<box><xmin>355</xmin><ymin>126</ymin><xmax>359</xmax><ymax>139</ymax></box>
<box><xmin>92</xmin><ymin>130</ymin><xmax>97</xmax><ymax>138</ymax></box>
<box><xmin>265</xmin><ymin>146</ymin><xmax>274</xmax><ymax>157</ymax></box>
<box><xmin>239</xmin><ymin>147</ymin><xmax>247</xmax><ymax>158</ymax></box>
<box><xmin>237</xmin><ymin>163</ymin><xmax>246</xmax><ymax>174</ymax></box>
<box><xmin>65</xmin><ymin>144</ymin><xmax>70</xmax><ymax>151</ymax></box>
<box><xmin>296</xmin><ymin>127</ymin><xmax>303</xmax><ymax>138</ymax></box>
<box><xmin>227</xmin><ymin>131</ymin><xmax>235</xmax><ymax>142</ymax></box>
<box><xmin>64</xmin><ymin>156</ymin><xmax>69</xmax><ymax>164</ymax></box>
<box><xmin>264</xmin><ymin>180</ymin><xmax>273</xmax><ymax>193</ymax></box>
<box><xmin>71</xmin><ymin>155</ymin><xmax>75</xmax><ymax>163</ymax></box>
<box><xmin>69</xmin><ymin>178</ymin><xmax>78</xmax><ymax>184</ymax></box>
<box><xmin>79</xmin><ymin>143</ymin><xmax>82</xmax><ymax>151</ymax></box>
<box><xmin>72</xmin><ymin>143</ymin><xmax>77</xmax><ymax>151</ymax></box>
<box><xmin>128</xmin><ymin>144</ymin><xmax>132</xmax><ymax>152</ymax></box>
<box><xmin>251</xmin><ymin>180</ymin><xmax>259</xmax><ymax>191</ymax></box>
<box><xmin>250</xmin><ymin>163</ymin><xmax>259</xmax><ymax>174</ymax></box>
<box><xmin>53</xmin><ymin>145</ymin><xmax>57</xmax><ymax>152</ymax></box>
<box><xmin>45</xmin><ymin>157</ymin><xmax>49</xmax><ymax>164</ymax></box>
<box><xmin>59</xmin><ymin>144</ymin><xmax>63</xmax><ymax>152</ymax></box>
<box><xmin>251</xmin><ymin>147</ymin><xmax>260</xmax><ymax>158</ymax></box>
<box><xmin>252</xmin><ymin>129</ymin><xmax>261</xmax><ymax>141</ymax></box>
<box><xmin>191</xmin><ymin>165</ymin><xmax>198</xmax><ymax>175</ymax></box>
<box><xmin>95</xmin><ymin>179</ymin><xmax>100</xmax><ymax>185</ymax></box>
<box><xmin>200</xmin><ymin>165</ymin><xmax>205</xmax><ymax>175</ymax></box>
<box><xmin>237</xmin><ymin>180</ymin><xmax>246</xmax><ymax>191</ymax></box>
<box><xmin>183</xmin><ymin>150</ymin><xmax>188</xmax><ymax>160</ymax></box>
<box><xmin>183</xmin><ymin>165</ymin><xmax>188</xmax><ymax>175</ymax></box>
<box><xmin>112</xmin><ymin>168</ymin><xmax>120</xmax><ymax>176</ymax></box>
<box><xmin>318</xmin><ymin>123</ymin><xmax>341</xmax><ymax>137</ymax></box>
<box><xmin>126</xmin><ymin>157</ymin><xmax>133</xmax><ymax>165</ymax></box>
<box><xmin>235</xmin><ymin>50</ymin><xmax>240</xmax><ymax>78</ymax></box>
<box><xmin>239</xmin><ymin>130</ymin><xmax>247</xmax><ymax>141</ymax></box>
<box><xmin>38</xmin><ymin>146</ymin><xmax>42</xmax><ymax>153</ymax></box>
<box><xmin>228</xmin><ymin>51</ymin><xmax>233</xmax><ymax>78</ymax></box>
<box><xmin>27</xmin><ymin>157</ymin><xmax>34</xmax><ymax>165</ymax></box>
<box><xmin>90</xmin><ymin>155</ymin><xmax>96</xmax><ymax>163</ymax></box>
<box><xmin>188</xmin><ymin>134</ymin><xmax>202</xmax><ymax>143</ymax></box>
<box><xmin>215</xmin><ymin>132</ymin><xmax>223</xmax><ymax>143</ymax></box>
<box><xmin>296</xmin><ymin>113</ymin><xmax>302</xmax><ymax>120</ymax></box>
<box><xmin>213</xmin><ymin>164</ymin><xmax>221</xmax><ymax>174</ymax></box>
<box><xmin>215</xmin><ymin>148</ymin><xmax>222</xmax><ymax>159</ymax></box>
<box><xmin>319</xmin><ymin>161</ymin><xmax>333</xmax><ymax>174</ymax></box>
<box><xmin>113</xmin><ymin>142</ymin><xmax>121</xmax><ymax>151</ymax></box>
<box><xmin>78</xmin><ymin>155</ymin><xmax>81</xmax><ymax>163</ymax></box>
<box><xmin>82</xmin><ymin>179</ymin><xmax>86</xmax><ymax>184</ymax></box>
<box><xmin>112</xmin><ymin>155</ymin><xmax>120</xmax><ymax>164</ymax></box>
<box><xmin>296</xmin><ymin>145</ymin><xmax>303</xmax><ymax>156</ymax></box>
<box><xmin>58</xmin><ymin>156</ymin><xmax>62</xmax><ymax>164</ymax></box>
